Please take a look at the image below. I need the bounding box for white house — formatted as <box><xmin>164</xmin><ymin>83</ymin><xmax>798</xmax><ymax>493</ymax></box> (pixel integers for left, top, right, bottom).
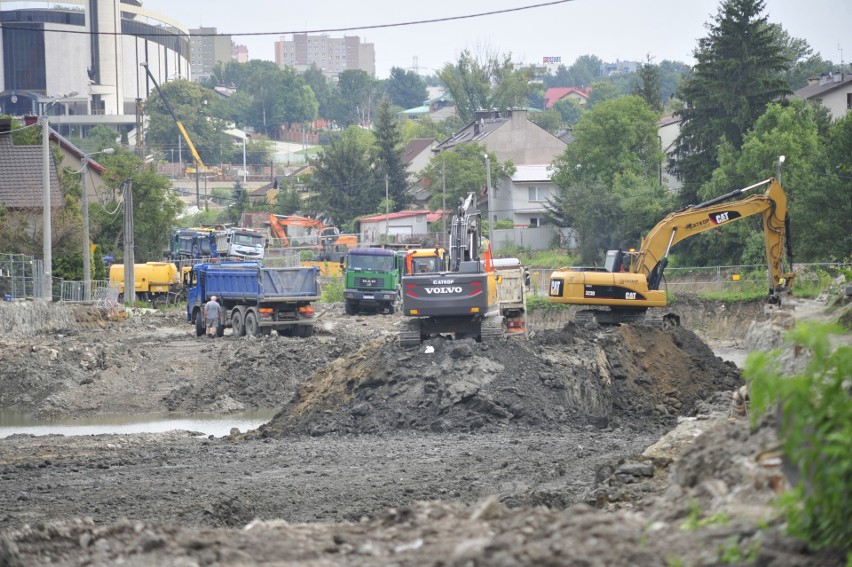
<box><xmin>794</xmin><ymin>73</ymin><xmax>852</xmax><ymax>121</ymax></box>
<box><xmin>355</xmin><ymin>210</ymin><xmax>445</xmax><ymax>244</ymax></box>
<box><xmin>494</xmin><ymin>164</ymin><xmax>557</xmax><ymax>228</ymax></box>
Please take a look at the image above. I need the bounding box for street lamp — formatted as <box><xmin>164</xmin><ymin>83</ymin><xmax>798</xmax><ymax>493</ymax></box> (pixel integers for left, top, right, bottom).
<box><xmin>81</xmin><ymin>148</ymin><xmax>115</xmax><ymax>301</ymax></box>
<box><xmin>40</xmin><ymin>90</ymin><xmax>79</xmax><ymax>301</ymax></box>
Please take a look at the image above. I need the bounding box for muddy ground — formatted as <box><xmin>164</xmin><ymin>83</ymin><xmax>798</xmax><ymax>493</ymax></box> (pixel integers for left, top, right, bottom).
<box><xmin>0</xmin><ymin>294</ymin><xmax>849</xmax><ymax>566</ymax></box>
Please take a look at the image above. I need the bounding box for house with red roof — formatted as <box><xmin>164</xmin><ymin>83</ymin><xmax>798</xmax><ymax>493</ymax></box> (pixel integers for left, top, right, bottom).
<box><xmin>543</xmin><ymin>87</ymin><xmax>591</xmax><ymax>109</ymax></box>
<box><xmin>354</xmin><ymin>209</ymin><xmax>446</xmax><ymax>244</ymax></box>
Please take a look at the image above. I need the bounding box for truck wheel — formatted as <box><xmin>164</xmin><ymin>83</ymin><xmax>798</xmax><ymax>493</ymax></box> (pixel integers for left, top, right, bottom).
<box><xmin>231</xmin><ymin>310</ymin><xmax>245</xmax><ymax>337</ymax></box>
<box><xmin>245</xmin><ymin>311</ymin><xmax>260</xmax><ymax>337</ymax></box>
<box><xmin>387</xmin><ymin>303</ymin><xmax>395</xmax><ymax>315</ymax></box>
<box><xmin>194</xmin><ymin>310</ymin><xmax>205</xmax><ymax>337</ymax></box>
<box><xmin>216</xmin><ymin>324</ymin><xmax>225</xmax><ymax>337</ymax></box>
<box><xmin>296</xmin><ymin>325</ymin><xmax>314</xmax><ymax>338</ymax></box>
<box><xmin>260</xmin><ymin>327</ymin><xmax>272</xmax><ymax>336</ymax></box>
<box><xmin>344</xmin><ymin>300</ymin><xmax>357</xmax><ymax>315</ymax></box>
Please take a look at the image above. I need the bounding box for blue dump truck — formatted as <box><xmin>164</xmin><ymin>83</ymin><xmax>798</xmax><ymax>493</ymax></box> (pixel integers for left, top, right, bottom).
<box><xmin>186</xmin><ymin>262</ymin><xmax>321</xmax><ymax>338</ymax></box>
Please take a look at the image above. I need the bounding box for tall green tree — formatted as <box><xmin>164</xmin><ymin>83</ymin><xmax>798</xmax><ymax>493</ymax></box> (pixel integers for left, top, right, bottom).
<box><xmin>672</xmin><ymin>0</ymin><xmax>792</xmax><ymax>204</ymax></box>
<box><xmin>308</xmin><ymin>127</ymin><xmax>378</xmax><ymax>229</ymax></box>
<box><xmin>143</xmin><ymin>79</ymin><xmax>232</xmax><ymax>167</ymax></box>
<box><xmin>586</xmin><ymin>81</ymin><xmax>618</xmax><ymax>109</ymax></box>
<box><xmin>633</xmin><ymin>55</ymin><xmax>663</xmax><ymax>112</ymax></box>
<box><xmin>372</xmin><ymin>100</ymin><xmax>411</xmax><ymax>210</ymax></box>
<box><xmin>420</xmin><ymin>143</ymin><xmax>514</xmax><ymax>213</ymax></box>
<box><xmin>437</xmin><ymin>49</ymin><xmax>533</xmax><ymax>123</ymax></box>
<box><xmin>552</xmin><ymin>97</ymin><xmax>584</xmax><ymax>127</ymax></box>
<box><xmin>549</xmin><ymin>96</ymin><xmax>668</xmax><ymax>262</ymax></box>
<box><xmin>386</xmin><ymin>67</ymin><xmax>428</xmax><ymax>110</ymax></box>
<box><xmin>529</xmin><ymin>109</ymin><xmax>563</xmax><ymax>134</ymax></box>
<box><xmin>91</xmin><ymin>149</ymin><xmax>183</xmax><ymax>262</ymax></box>
<box><xmin>329</xmin><ymin>70</ymin><xmax>380</xmax><ymax>127</ymax></box>
<box><xmin>696</xmin><ymin>100</ymin><xmax>833</xmax><ymax>264</ymax></box>
<box><xmin>302</xmin><ymin>64</ymin><xmax>331</xmax><ymax>118</ymax></box>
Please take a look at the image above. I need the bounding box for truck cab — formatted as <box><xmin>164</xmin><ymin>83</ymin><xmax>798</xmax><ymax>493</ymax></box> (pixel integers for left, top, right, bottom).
<box><xmin>343</xmin><ymin>248</ymin><xmax>400</xmax><ymax>315</ymax></box>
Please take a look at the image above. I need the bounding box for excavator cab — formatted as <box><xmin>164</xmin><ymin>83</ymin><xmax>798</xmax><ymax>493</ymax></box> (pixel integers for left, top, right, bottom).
<box><xmin>603</xmin><ymin>250</ymin><xmax>625</xmax><ymax>273</ymax></box>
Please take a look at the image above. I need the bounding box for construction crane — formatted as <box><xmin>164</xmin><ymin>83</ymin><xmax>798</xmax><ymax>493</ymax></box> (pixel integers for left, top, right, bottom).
<box><xmin>140</xmin><ymin>62</ymin><xmax>215</xmax><ymax>178</ymax></box>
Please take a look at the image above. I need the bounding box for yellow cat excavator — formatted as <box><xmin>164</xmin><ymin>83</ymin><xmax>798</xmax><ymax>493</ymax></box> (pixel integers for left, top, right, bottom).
<box><xmin>547</xmin><ymin>177</ymin><xmax>795</xmax><ymax>325</ymax></box>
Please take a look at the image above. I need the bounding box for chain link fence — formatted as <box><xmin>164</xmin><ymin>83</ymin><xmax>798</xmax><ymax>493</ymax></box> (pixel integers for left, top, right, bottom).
<box><xmin>527</xmin><ymin>263</ymin><xmax>848</xmax><ymax>297</ymax></box>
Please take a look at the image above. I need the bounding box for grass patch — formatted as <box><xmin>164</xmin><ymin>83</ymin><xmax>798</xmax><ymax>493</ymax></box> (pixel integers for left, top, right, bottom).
<box><xmin>699</xmin><ymin>288</ymin><xmax>769</xmax><ymax>302</ymax></box>
<box><xmin>525</xmin><ymin>294</ymin><xmax>572</xmax><ymax>314</ymax></box>
<box><xmin>494</xmin><ymin>247</ymin><xmax>577</xmax><ymax>269</ymax></box>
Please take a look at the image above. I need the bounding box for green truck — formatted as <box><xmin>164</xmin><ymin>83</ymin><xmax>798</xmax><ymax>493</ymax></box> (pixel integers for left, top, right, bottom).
<box><xmin>343</xmin><ymin>248</ymin><xmax>401</xmax><ymax>315</ymax></box>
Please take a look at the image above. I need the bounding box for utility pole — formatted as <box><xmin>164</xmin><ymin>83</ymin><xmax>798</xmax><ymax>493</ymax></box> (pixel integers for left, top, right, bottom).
<box><xmin>242</xmin><ymin>134</ymin><xmax>248</xmax><ymax>185</ymax></box>
<box><xmin>441</xmin><ymin>158</ymin><xmax>447</xmax><ymax>244</ymax></box>
<box><xmin>122</xmin><ymin>179</ymin><xmax>136</xmax><ymax>304</ymax></box>
<box><xmin>41</xmin><ymin>114</ymin><xmax>52</xmax><ymax>301</ymax></box>
<box><xmin>484</xmin><ymin>154</ymin><xmax>494</xmax><ymax>239</ymax></box>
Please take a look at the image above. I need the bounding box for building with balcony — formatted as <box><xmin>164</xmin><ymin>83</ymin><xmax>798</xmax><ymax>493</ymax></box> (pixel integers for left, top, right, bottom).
<box><xmin>0</xmin><ymin>0</ymin><xmax>191</xmax><ymax>138</ymax></box>
<box><xmin>189</xmin><ymin>26</ymin><xmax>233</xmax><ymax>83</ymax></box>
<box><xmin>274</xmin><ymin>34</ymin><xmax>375</xmax><ymax>78</ymax></box>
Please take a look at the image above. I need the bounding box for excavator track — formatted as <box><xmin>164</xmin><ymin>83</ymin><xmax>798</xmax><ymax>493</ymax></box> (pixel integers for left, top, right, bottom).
<box><xmin>398</xmin><ymin>319</ymin><xmax>423</xmax><ymax>347</ymax></box>
<box><xmin>479</xmin><ymin>316</ymin><xmax>506</xmax><ymax>342</ymax></box>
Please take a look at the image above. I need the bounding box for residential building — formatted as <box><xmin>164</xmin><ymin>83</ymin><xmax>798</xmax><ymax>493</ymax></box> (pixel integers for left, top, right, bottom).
<box><xmin>600</xmin><ymin>60</ymin><xmax>641</xmax><ymax>76</ymax></box>
<box><xmin>543</xmin><ymin>87</ymin><xmax>590</xmax><ymax>108</ymax></box>
<box><xmin>189</xmin><ymin>27</ymin><xmax>233</xmax><ymax>82</ymax></box>
<box><xmin>232</xmin><ymin>44</ymin><xmax>249</xmax><ymax>64</ymax></box>
<box><xmin>274</xmin><ymin>34</ymin><xmax>375</xmax><ymax>77</ymax></box>
<box><xmin>403</xmin><ymin>138</ymin><xmax>438</xmax><ymax>207</ymax></box>
<box><xmin>0</xmin><ymin>0</ymin><xmax>190</xmax><ymax>138</ymax></box>
<box><xmin>657</xmin><ymin>114</ymin><xmax>683</xmax><ymax>192</ymax></box>
<box><xmin>402</xmin><ymin>138</ymin><xmax>437</xmax><ymax>176</ymax></box>
<box><xmin>398</xmin><ymin>94</ymin><xmax>456</xmax><ymax>122</ymax></box>
<box><xmin>0</xmin><ymin>119</ymin><xmax>106</xmax><ymax>229</ymax></box>
<box><xmin>434</xmin><ymin>109</ymin><xmax>566</xmax><ymax>165</ymax></box>
<box><xmin>355</xmin><ymin>210</ymin><xmax>444</xmax><ymax>243</ymax></box>
<box><xmin>432</xmin><ymin>109</ymin><xmax>568</xmax><ymax>249</ymax></box>
<box><xmin>493</xmin><ymin>165</ymin><xmax>556</xmax><ymax>228</ymax></box>
<box><xmin>794</xmin><ymin>72</ymin><xmax>852</xmax><ymax>121</ymax></box>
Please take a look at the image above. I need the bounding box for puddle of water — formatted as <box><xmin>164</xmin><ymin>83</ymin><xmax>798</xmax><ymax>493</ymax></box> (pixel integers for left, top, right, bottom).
<box><xmin>0</xmin><ymin>409</ymin><xmax>277</xmax><ymax>439</ymax></box>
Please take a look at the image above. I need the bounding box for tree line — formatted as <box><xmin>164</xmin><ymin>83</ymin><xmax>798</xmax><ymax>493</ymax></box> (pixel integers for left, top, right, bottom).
<box><xmin>2</xmin><ymin>0</ymin><xmax>849</xmax><ymax>279</ymax></box>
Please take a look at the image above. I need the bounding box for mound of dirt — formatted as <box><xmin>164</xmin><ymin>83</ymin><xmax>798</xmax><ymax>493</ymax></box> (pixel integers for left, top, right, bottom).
<box><xmin>256</xmin><ymin>323</ymin><xmax>742</xmax><ymax>438</ymax></box>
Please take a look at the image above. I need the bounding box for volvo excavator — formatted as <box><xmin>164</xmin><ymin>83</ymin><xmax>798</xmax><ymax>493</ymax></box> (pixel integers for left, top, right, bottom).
<box><xmin>398</xmin><ymin>193</ymin><xmax>503</xmax><ymax>346</ymax></box>
<box><xmin>547</xmin><ymin>177</ymin><xmax>795</xmax><ymax>326</ymax></box>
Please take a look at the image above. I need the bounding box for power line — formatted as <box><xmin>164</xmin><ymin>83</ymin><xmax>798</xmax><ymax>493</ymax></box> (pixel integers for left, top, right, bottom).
<box><xmin>0</xmin><ymin>1</ymin><xmax>574</xmax><ymax>37</ymax></box>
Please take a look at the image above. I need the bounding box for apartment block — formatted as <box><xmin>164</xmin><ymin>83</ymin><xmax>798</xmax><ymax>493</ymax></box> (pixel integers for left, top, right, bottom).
<box><xmin>189</xmin><ymin>27</ymin><xmax>234</xmax><ymax>82</ymax></box>
<box><xmin>275</xmin><ymin>34</ymin><xmax>375</xmax><ymax>77</ymax></box>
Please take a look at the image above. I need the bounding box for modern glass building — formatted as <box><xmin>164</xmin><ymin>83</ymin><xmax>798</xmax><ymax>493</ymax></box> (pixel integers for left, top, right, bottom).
<box><xmin>0</xmin><ymin>0</ymin><xmax>190</xmax><ymax>137</ymax></box>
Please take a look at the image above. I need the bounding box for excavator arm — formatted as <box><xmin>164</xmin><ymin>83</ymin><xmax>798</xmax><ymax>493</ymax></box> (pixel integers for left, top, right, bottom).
<box><xmin>140</xmin><ymin>62</ymin><xmax>208</xmax><ymax>173</ymax></box>
<box><xmin>633</xmin><ymin>178</ymin><xmax>794</xmax><ymax>295</ymax></box>
<box><xmin>547</xmin><ymin>177</ymin><xmax>795</xmax><ymax>321</ymax></box>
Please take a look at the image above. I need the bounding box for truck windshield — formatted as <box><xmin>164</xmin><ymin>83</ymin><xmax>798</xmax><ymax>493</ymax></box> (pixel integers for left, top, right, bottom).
<box><xmin>412</xmin><ymin>257</ymin><xmax>442</xmax><ymax>273</ymax></box>
<box><xmin>233</xmin><ymin>233</ymin><xmax>264</xmax><ymax>247</ymax></box>
<box><xmin>348</xmin><ymin>254</ymin><xmax>394</xmax><ymax>272</ymax></box>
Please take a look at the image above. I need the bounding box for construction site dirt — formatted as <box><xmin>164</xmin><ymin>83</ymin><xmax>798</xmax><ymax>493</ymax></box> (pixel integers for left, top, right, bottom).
<box><xmin>0</xmin><ymin>295</ymin><xmax>847</xmax><ymax>566</ymax></box>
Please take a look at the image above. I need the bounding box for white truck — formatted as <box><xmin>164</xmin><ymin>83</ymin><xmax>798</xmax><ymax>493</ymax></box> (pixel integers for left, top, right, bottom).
<box><xmin>214</xmin><ymin>228</ymin><xmax>266</xmax><ymax>261</ymax></box>
<box><xmin>493</xmin><ymin>258</ymin><xmax>530</xmax><ymax>337</ymax></box>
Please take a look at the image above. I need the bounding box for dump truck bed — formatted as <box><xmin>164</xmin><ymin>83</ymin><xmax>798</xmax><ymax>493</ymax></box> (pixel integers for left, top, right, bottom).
<box><xmin>204</xmin><ymin>265</ymin><xmax>320</xmax><ymax>303</ymax></box>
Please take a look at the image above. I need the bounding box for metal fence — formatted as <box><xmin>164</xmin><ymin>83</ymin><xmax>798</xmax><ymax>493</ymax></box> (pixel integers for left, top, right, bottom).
<box><xmin>59</xmin><ymin>280</ymin><xmax>119</xmax><ymax>303</ymax></box>
<box><xmin>0</xmin><ymin>253</ymin><xmax>42</xmax><ymax>300</ymax></box>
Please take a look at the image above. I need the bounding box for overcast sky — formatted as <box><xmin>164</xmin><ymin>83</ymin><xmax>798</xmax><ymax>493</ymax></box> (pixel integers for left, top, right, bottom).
<box><xmin>140</xmin><ymin>0</ymin><xmax>850</xmax><ymax>78</ymax></box>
